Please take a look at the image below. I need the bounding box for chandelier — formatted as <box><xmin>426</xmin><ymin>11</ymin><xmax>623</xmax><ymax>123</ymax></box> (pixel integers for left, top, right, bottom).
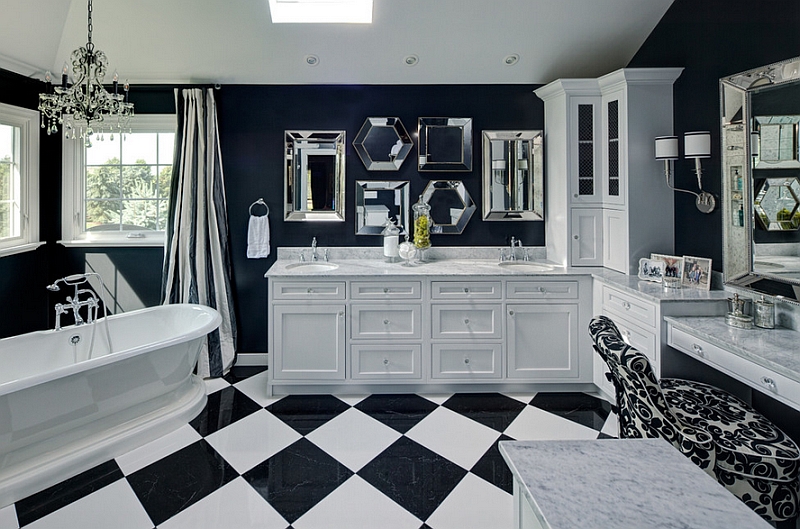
<box><xmin>38</xmin><ymin>0</ymin><xmax>133</xmax><ymax>147</ymax></box>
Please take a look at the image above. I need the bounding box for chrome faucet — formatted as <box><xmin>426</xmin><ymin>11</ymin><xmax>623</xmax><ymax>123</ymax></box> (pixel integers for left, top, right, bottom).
<box><xmin>46</xmin><ymin>274</ymin><xmax>101</xmax><ymax>330</ymax></box>
<box><xmin>509</xmin><ymin>237</ymin><xmax>518</xmax><ymax>261</ymax></box>
<box><xmin>311</xmin><ymin>237</ymin><xmax>318</xmax><ymax>261</ymax></box>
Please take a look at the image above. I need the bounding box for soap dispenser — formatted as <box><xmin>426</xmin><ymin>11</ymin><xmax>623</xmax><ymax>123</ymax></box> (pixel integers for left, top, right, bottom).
<box><xmin>382</xmin><ymin>218</ymin><xmax>400</xmax><ymax>263</ymax></box>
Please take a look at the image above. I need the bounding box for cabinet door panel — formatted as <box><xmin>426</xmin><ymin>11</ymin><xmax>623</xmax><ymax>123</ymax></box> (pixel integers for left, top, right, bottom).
<box><xmin>570</xmin><ymin>208</ymin><xmax>603</xmax><ymax>266</ymax></box>
<box><xmin>507</xmin><ymin>304</ymin><xmax>579</xmax><ymax>379</ymax></box>
<box><xmin>351</xmin><ymin>345</ymin><xmax>421</xmax><ymax>380</ymax></box>
<box><xmin>603</xmin><ymin>208</ymin><xmax>627</xmax><ymax>273</ymax></box>
<box><xmin>432</xmin><ymin>343</ymin><xmax>502</xmax><ymax>379</ymax></box>
<box><xmin>351</xmin><ymin>304</ymin><xmax>421</xmax><ymax>339</ymax></box>
<box><xmin>273</xmin><ymin>305</ymin><xmax>345</xmax><ymax>380</ymax></box>
<box><xmin>432</xmin><ymin>304</ymin><xmax>502</xmax><ymax>339</ymax></box>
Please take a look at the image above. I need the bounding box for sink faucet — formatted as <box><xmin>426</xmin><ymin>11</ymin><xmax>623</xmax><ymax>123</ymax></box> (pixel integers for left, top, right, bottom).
<box><xmin>311</xmin><ymin>237</ymin><xmax>318</xmax><ymax>261</ymax></box>
<box><xmin>509</xmin><ymin>237</ymin><xmax>518</xmax><ymax>261</ymax></box>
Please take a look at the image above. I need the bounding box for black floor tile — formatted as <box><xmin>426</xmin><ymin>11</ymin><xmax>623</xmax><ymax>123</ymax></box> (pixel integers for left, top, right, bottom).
<box><xmin>530</xmin><ymin>392</ymin><xmax>612</xmax><ymax>431</ymax></box>
<box><xmin>470</xmin><ymin>434</ymin><xmax>515</xmax><ymax>494</ymax></box>
<box><xmin>358</xmin><ymin>436</ymin><xmax>467</xmax><ymax>522</ymax></box>
<box><xmin>190</xmin><ymin>385</ymin><xmax>262</xmax><ymax>436</ymax></box>
<box><xmin>127</xmin><ymin>440</ymin><xmax>238</xmax><ymax>526</ymax></box>
<box><xmin>224</xmin><ymin>365</ymin><xmax>268</xmax><ymax>384</ymax></box>
<box><xmin>266</xmin><ymin>395</ymin><xmax>350</xmax><ymax>435</ymax></box>
<box><xmin>15</xmin><ymin>460</ymin><xmax>123</xmax><ymax>527</ymax></box>
<box><xmin>442</xmin><ymin>393</ymin><xmax>527</xmax><ymax>432</ymax></box>
<box><xmin>243</xmin><ymin>438</ymin><xmax>353</xmax><ymax>524</ymax></box>
<box><xmin>355</xmin><ymin>394</ymin><xmax>439</xmax><ymax>434</ymax></box>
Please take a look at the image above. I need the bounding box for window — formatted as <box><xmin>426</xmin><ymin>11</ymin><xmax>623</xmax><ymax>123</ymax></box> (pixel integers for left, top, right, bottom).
<box><xmin>0</xmin><ymin>102</ymin><xmax>40</xmax><ymax>257</ymax></box>
<box><xmin>61</xmin><ymin>114</ymin><xmax>176</xmax><ymax>246</ymax></box>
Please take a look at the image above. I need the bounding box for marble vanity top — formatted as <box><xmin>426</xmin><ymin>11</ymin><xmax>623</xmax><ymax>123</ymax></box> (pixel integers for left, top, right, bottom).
<box><xmin>665</xmin><ymin>315</ymin><xmax>800</xmax><ymax>384</ymax></box>
<box><xmin>499</xmin><ymin>439</ymin><xmax>771</xmax><ymax>529</ymax></box>
<box><xmin>593</xmin><ymin>269</ymin><xmax>730</xmax><ymax>303</ymax></box>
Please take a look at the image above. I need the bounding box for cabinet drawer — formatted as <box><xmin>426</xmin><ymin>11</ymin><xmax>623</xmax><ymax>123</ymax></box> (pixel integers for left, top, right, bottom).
<box><xmin>351</xmin><ymin>281</ymin><xmax>421</xmax><ymax>300</ymax></box>
<box><xmin>431</xmin><ymin>281</ymin><xmax>502</xmax><ymax>300</ymax></box>
<box><xmin>432</xmin><ymin>304</ymin><xmax>503</xmax><ymax>340</ymax></box>
<box><xmin>350</xmin><ymin>345</ymin><xmax>422</xmax><ymax>380</ymax></box>
<box><xmin>351</xmin><ymin>304</ymin><xmax>421</xmax><ymax>340</ymax></box>
<box><xmin>272</xmin><ymin>281</ymin><xmax>346</xmax><ymax>300</ymax></box>
<box><xmin>506</xmin><ymin>280</ymin><xmax>579</xmax><ymax>300</ymax></box>
<box><xmin>432</xmin><ymin>343</ymin><xmax>502</xmax><ymax>379</ymax></box>
<box><xmin>601</xmin><ymin>285</ymin><xmax>656</xmax><ymax>328</ymax></box>
<box><xmin>667</xmin><ymin>325</ymin><xmax>800</xmax><ymax>409</ymax></box>
<box><xmin>602</xmin><ymin>310</ymin><xmax>657</xmax><ymax>365</ymax></box>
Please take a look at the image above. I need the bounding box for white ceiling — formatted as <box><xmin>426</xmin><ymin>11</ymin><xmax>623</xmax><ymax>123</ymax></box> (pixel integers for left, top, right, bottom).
<box><xmin>0</xmin><ymin>0</ymin><xmax>674</xmax><ymax>85</ymax></box>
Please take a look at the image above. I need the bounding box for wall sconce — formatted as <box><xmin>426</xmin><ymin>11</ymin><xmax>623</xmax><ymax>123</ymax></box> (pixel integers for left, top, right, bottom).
<box><xmin>654</xmin><ymin>131</ymin><xmax>716</xmax><ymax>213</ymax></box>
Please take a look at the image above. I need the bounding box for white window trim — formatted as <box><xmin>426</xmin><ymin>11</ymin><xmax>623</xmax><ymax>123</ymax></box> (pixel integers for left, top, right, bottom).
<box><xmin>60</xmin><ymin>114</ymin><xmax>177</xmax><ymax>247</ymax></box>
<box><xmin>0</xmin><ymin>102</ymin><xmax>41</xmax><ymax>257</ymax></box>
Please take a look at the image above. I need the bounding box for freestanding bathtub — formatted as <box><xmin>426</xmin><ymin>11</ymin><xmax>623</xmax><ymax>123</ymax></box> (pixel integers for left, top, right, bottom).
<box><xmin>0</xmin><ymin>303</ymin><xmax>221</xmax><ymax>508</ymax></box>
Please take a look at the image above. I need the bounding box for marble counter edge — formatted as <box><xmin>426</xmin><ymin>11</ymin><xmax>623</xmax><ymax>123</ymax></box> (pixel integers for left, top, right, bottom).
<box><xmin>592</xmin><ymin>270</ymin><xmax>730</xmax><ymax>304</ymax></box>
<box><xmin>498</xmin><ymin>441</ymin><xmax>552</xmax><ymax>529</ymax></box>
<box><xmin>664</xmin><ymin>315</ymin><xmax>800</xmax><ymax>384</ymax></box>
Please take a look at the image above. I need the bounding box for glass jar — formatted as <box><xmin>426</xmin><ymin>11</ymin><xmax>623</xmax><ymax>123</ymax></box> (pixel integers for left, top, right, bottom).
<box><xmin>412</xmin><ymin>196</ymin><xmax>431</xmax><ymax>250</ymax></box>
<box><xmin>381</xmin><ymin>219</ymin><xmax>400</xmax><ymax>262</ymax></box>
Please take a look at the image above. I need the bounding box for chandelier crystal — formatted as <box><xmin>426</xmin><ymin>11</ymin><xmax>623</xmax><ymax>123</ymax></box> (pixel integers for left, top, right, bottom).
<box><xmin>38</xmin><ymin>0</ymin><xmax>133</xmax><ymax>147</ymax></box>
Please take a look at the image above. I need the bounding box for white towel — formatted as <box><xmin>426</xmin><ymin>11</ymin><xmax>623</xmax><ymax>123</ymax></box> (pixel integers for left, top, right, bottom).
<box><xmin>247</xmin><ymin>214</ymin><xmax>270</xmax><ymax>258</ymax></box>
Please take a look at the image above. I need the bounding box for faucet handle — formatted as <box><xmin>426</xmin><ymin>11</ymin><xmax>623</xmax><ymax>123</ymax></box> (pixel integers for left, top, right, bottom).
<box><xmin>324</xmin><ymin>248</ymin><xmax>330</xmax><ymax>262</ymax></box>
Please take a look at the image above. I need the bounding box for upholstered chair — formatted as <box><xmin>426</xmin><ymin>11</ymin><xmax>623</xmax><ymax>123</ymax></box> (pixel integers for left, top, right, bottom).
<box><xmin>590</xmin><ymin>315</ymin><xmax>800</xmax><ymax>525</ymax></box>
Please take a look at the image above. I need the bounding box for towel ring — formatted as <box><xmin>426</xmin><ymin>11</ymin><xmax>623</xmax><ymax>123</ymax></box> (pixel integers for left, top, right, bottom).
<box><xmin>249</xmin><ymin>198</ymin><xmax>269</xmax><ymax>216</ymax></box>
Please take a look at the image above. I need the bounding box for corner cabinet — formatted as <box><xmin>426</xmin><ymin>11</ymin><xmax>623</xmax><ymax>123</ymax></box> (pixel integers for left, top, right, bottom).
<box><xmin>267</xmin><ymin>275</ymin><xmax>594</xmax><ymax>395</ymax></box>
<box><xmin>535</xmin><ymin>68</ymin><xmax>683</xmax><ymax>274</ymax></box>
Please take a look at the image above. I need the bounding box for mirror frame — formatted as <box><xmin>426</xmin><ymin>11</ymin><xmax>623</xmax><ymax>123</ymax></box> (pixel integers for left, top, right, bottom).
<box><xmin>421</xmin><ymin>180</ymin><xmax>476</xmax><ymax>234</ymax></box>
<box><xmin>353</xmin><ymin>118</ymin><xmax>413</xmax><ymax>171</ymax></box>
<box><xmin>355</xmin><ymin>180</ymin><xmax>410</xmax><ymax>235</ymax></box>
<box><xmin>481</xmin><ymin>130</ymin><xmax>544</xmax><ymax>221</ymax></box>
<box><xmin>418</xmin><ymin>117</ymin><xmax>473</xmax><ymax>172</ymax></box>
<box><xmin>284</xmin><ymin>130</ymin><xmax>346</xmax><ymax>222</ymax></box>
<box><xmin>721</xmin><ymin>56</ymin><xmax>800</xmax><ymax>303</ymax></box>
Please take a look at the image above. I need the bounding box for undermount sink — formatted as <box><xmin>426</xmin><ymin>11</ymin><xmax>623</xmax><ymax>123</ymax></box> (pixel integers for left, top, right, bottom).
<box><xmin>497</xmin><ymin>261</ymin><xmax>554</xmax><ymax>272</ymax></box>
<box><xmin>284</xmin><ymin>261</ymin><xmax>339</xmax><ymax>272</ymax></box>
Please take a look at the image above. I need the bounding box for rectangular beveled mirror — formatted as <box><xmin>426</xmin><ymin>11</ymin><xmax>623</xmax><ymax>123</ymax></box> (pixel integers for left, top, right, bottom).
<box><xmin>481</xmin><ymin>130</ymin><xmax>544</xmax><ymax>221</ymax></box>
<box><xmin>355</xmin><ymin>180</ymin><xmax>410</xmax><ymax>235</ymax></box>
<box><xmin>284</xmin><ymin>130</ymin><xmax>345</xmax><ymax>222</ymax></box>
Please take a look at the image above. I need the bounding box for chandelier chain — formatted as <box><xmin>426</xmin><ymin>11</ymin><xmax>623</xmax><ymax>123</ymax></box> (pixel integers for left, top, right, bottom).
<box><xmin>87</xmin><ymin>0</ymin><xmax>93</xmax><ymax>51</ymax></box>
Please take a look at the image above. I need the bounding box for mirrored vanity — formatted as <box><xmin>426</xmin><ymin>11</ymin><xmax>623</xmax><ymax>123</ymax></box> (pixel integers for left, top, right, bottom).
<box><xmin>722</xmin><ymin>56</ymin><xmax>800</xmax><ymax>302</ymax></box>
<box><xmin>284</xmin><ymin>131</ymin><xmax>345</xmax><ymax>221</ymax></box>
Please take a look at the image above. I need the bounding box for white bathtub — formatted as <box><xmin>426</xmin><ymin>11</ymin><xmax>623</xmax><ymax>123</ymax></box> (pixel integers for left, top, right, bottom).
<box><xmin>0</xmin><ymin>303</ymin><xmax>221</xmax><ymax>508</ymax></box>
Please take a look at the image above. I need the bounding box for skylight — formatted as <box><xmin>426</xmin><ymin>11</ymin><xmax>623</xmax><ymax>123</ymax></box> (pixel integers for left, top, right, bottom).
<box><xmin>268</xmin><ymin>0</ymin><xmax>373</xmax><ymax>24</ymax></box>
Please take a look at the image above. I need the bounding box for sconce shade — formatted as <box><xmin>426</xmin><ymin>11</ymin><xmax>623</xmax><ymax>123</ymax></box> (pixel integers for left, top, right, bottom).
<box><xmin>655</xmin><ymin>136</ymin><xmax>679</xmax><ymax>160</ymax></box>
<box><xmin>684</xmin><ymin>131</ymin><xmax>711</xmax><ymax>158</ymax></box>
<box><xmin>750</xmin><ymin>131</ymin><xmax>760</xmax><ymax>157</ymax></box>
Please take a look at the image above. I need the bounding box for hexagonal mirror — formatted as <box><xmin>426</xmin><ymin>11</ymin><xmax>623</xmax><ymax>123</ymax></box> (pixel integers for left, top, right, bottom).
<box><xmin>421</xmin><ymin>180</ymin><xmax>476</xmax><ymax>234</ymax></box>
<box><xmin>353</xmin><ymin>117</ymin><xmax>413</xmax><ymax>171</ymax></box>
<box><xmin>754</xmin><ymin>176</ymin><xmax>800</xmax><ymax>231</ymax></box>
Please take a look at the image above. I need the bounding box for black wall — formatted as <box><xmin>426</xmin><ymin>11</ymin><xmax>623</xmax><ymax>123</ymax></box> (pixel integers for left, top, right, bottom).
<box><xmin>628</xmin><ymin>0</ymin><xmax>800</xmax><ymax>269</ymax></box>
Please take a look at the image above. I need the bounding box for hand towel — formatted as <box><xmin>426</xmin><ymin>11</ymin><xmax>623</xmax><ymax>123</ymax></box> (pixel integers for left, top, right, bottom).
<box><xmin>247</xmin><ymin>214</ymin><xmax>270</xmax><ymax>258</ymax></box>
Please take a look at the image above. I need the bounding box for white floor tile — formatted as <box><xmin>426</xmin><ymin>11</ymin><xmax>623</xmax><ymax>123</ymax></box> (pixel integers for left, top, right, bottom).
<box><xmin>233</xmin><ymin>371</ymin><xmax>282</xmax><ymax>407</ymax></box>
<box><xmin>116</xmin><ymin>424</ymin><xmax>202</xmax><ymax>475</ymax></box>
<box><xmin>205</xmin><ymin>409</ymin><xmax>301</xmax><ymax>474</ymax></box>
<box><xmin>405</xmin><ymin>407</ymin><xmax>499</xmax><ymax>470</ymax></box>
<box><xmin>25</xmin><ymin>479</ymin><xmax>151</xmax><ymax>529</ymax></box>
<box><xmin>418</xmin><ymin>394</ymin><xmax>452</xmax><ymax>405</ymax></box>
<box><xmin>293</xmin><ymin>475</ymin><xmax>421</xmax><ymax>529</ymax></box>
<box><xmin>426</xmin><ymin>473</ymin><xmax>513</xmax><ymax>529</ymax></box>
<box><xmin>158</xmin><ymin>477</ymin><xmax>287</xmax><ymax>529</ymax></box>
<box><xmin>0</xmin><ymin>505</ymin><xmax>18</xmax><ymax>529</ymax></box>
<box><xmin>306</xmin><ymin>408</ymin><xmax>401</xmax><ymax>472</ymax></box>
<box><xmin>504</xmin><ymin>406</ymin><xmax>600</xmax><ymax>441</ymax></box>
<box><xmin>204</xmin><ymin>376</ymin><xmax>230</xmax><ymax>395</ymax></box>
<box><xmin>502</xmin><ymin>392</ymin><xmax>538</xmax><ymax>405</ymax></box>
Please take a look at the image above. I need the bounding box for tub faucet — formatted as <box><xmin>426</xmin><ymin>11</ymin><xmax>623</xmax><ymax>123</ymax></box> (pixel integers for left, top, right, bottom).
<box><xmin>46</xmin><ymin>273</ymin><xmax>103</xmax><ymax>330</ymax></box>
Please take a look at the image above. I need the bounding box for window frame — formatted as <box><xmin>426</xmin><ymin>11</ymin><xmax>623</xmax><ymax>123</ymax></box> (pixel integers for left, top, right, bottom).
<box><xmin>0</xmin><ymin>102</ymin><xmax>41</xmax><ymax>257</ymax></box>
<box><xmin>60</xmin><ymin>114</ymin><xmax>177</xmax><ymax>247</ymax></box>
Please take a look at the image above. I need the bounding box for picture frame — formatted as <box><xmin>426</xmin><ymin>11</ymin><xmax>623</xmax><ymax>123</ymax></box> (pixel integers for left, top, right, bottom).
<box><xmin>650</xmin><ymin>253</ymin><xmax>684</xmax><ymax>281</ymax></box>
<box><xmin>681</xmin><ymin>255</ymin><xmax>712</xmax><ymax>290</ymax></box>
<box><xmin>638</xmin><ymin>258</ymin><xmax>665</xmax><ymax>282</ymax></box>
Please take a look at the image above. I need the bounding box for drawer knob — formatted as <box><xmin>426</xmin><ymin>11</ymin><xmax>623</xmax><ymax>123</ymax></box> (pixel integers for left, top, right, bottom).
<box><xmin>464</xmin><ymin>287</ymin><xmax>470</xmax><ymax>293</ymax></box>
<box><xmin>538</xmin><ymin>286</ymin><xmax>546</xmax><ymax>293</ymax></box>
<box><xmin>573</xmin><ymin>234</ymin><xmax>579</xmax><ymax>240</ymax></box>
<box><xmin>383</xmin><ymin>358</ymin><xmax>389</xmax><ymax>366</ymax></box>
<box><xmin>307</xmin><ymin>288</ymin><xmax>314</xmax><ymax>293</ymax></box>
<box><xmin>692</xmin><ymin>344</ymin><xmax>704</xmax><ymax>357</ymax></box>
<box><xmin>338</xmin><ymin>311</ymin><xmax>344</xmax><ymax>317</ymax></box>
<box><xmin>761</xmin><ymin>376</ymin><xmax>777</xmax><ymax>391</ymax></box>
<box><xmin>383</xmin><ymin>319</ymin><xmax>390</xmax><ymax>325</ymax></box>
<box><xmin>622</xmin><ymin>301</ymin><xmax>631</xmax><ymax>310</ymax></box>
<box><xmin>508</xmin><ymin>310</ymin><xmax>515</xmax><ymax>316</ymax></box>
<box><xmin>464</xmin><ymin>357</ymin><xmax>470</xmax><ymax>364</ymax></box>
<box><xmin>383</xmin><ymin>288</ymin><xmax>390</xmax><ymax>293</ymax></box>
<box><xmin>464</xmin><ymin>318</ymin><xmax>470</xmax><ymax>325</ymax></box>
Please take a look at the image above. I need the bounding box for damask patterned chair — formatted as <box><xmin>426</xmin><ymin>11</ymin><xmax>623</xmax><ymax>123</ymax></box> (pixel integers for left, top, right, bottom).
<box><xmin>590</xmin><ymin>315</ymin><xmax>800</xmax><ymax>525</ymax></box>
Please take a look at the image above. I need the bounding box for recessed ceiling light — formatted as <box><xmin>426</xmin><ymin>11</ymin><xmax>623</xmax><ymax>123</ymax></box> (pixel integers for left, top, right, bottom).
<box><xmin>503</xmin><ymin>54</ymin><xmax>520</xmax><ymax>66</ymax></box>
<box><xmin>404</xmin><ymin>55</ymin><xmax>419</xmax><ymax>67</ymax></box>
<box><xmin>304</xmin><ymin>54</ymin><xmax>320</xmax><ymax>66</ymax></box>
<box><xmin>268</xmin><ymin>0</ymin><xmax>373</xmax><ymax>23</ymax></box>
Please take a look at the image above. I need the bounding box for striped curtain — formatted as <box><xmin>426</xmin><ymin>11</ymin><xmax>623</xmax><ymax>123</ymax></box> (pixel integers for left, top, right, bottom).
<box><xmin>162</xmin><ymin>88</ymin><xmax>237</xmax><ymax>378</ymax></box>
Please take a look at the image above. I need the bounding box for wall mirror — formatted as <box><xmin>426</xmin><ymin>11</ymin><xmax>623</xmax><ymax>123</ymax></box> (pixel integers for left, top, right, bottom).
<box><xmin>353</xmin><ymin>118</ymin><xmax>413</xmax><ymax>171</ymax></box>
<box><xmin>421</xmin><ymin>180</ymin><xmax>476</xmax><ymax>234</ymax></box>
<box><xmin>284</xmin><ymin>131</ymin><xmax>345</xmax><ymax>222</ymax></box>
<box><xmin>355</xmin><ymin>180</ymin><xmax>410</xmax><ymax>235</ymax></box>
<box><xmin>481</xmin><ymin>130</ymin><xmax>544</xmax><ymax>221</ymax></box>
<box><xmin>418</xmin><ymin>117</ymin><xmax>472</xmax><ymax>171</ymax></box>
<box><xmin>721</xmin><ymin>56</ymin><xmax>800</xmax><ymax>302</ymax></box>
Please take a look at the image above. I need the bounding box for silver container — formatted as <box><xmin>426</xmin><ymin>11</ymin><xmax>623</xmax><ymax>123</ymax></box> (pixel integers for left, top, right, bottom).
<box><xmin>754</xmin><ymin>296</ymin><xmax>775</xmax><ymax>329</ymax></box>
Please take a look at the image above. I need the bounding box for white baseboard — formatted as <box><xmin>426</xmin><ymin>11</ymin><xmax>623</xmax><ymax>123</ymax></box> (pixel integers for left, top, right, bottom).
<box><xmin>235</xmin><ymin>353</ymin><xmax>268</xmax><ymax>367</ymax></box>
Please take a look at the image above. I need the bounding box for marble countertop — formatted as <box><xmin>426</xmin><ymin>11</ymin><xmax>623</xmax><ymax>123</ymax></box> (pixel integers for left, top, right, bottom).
<box><xmin>499</xmin><ymin>439</ymin><xmax>772</xmax><ymax>529</ymax></box>
<box><xmin>665</xmin><ymin>315</ymin><xmax>800</xmax><ymax>384</ymax></box>
<box><xmin>593</xmin><ymin>269</ymin><xmax>730</xmax><ymax>304</ymax></box>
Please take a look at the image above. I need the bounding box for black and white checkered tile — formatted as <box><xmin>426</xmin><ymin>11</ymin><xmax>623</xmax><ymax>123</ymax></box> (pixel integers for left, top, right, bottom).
<box><xmin>0</xmin><ymin>368</ymin><xmax>616</xmax><ymax>529</ymax></box>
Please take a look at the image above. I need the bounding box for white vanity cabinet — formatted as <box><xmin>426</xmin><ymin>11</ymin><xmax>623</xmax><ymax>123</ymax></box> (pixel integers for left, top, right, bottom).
<box><xmin>267</xmin><ymin>272</ymin><xmax>594</xmax><ymax>395</ymax></box>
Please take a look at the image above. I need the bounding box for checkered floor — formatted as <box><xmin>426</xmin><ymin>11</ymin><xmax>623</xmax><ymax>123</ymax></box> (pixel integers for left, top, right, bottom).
<box><xmin>0</xmin><ymin>368</ymin><xmax>617</xmax><ymax>529</ymax></box>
